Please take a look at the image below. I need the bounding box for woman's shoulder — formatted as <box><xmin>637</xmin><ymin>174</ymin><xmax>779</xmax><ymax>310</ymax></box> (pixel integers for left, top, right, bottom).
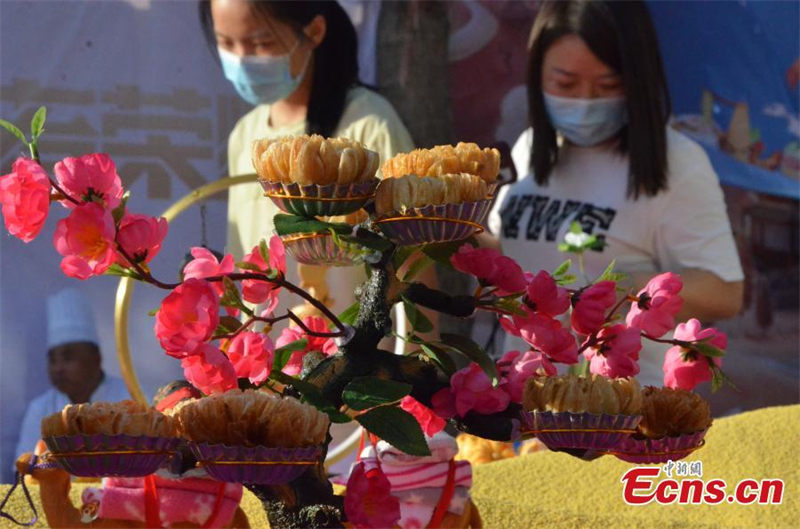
<box><xmin>664</xmin><ymin>126</ymin><xmax>718</xmax><ymax>186</ymax></box>
<box><xmin>665</xmin><ymin>127</ymin><xmax>712</xmax><ymax>169</ymax></box>
<box><xmin>339</xmin><ymin>86</ymin><xmax>405</xmax><ymax>129</ymax></box>
<box><xmin>229</xmin><ymin>104</ymin><xmax>271</xmax><ymax>143</ymax></box>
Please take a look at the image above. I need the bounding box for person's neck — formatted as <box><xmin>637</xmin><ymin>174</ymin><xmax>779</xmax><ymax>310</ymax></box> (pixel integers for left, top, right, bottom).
<box><xmin>69</xmin><ymin>371</ymin><xmax>104</xmax><ymax>404</ymax></box>
<box><xmin>268</xmin><ymin>66</ymin><xmax>313</xmax><ymax>129</ymax></box>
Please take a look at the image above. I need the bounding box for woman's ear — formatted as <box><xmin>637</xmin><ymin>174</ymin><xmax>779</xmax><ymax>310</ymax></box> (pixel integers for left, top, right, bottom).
<box><xmin>304</xmin><ymin>14</ymin><xmax>326</xmax><ymax>48</ymax></box>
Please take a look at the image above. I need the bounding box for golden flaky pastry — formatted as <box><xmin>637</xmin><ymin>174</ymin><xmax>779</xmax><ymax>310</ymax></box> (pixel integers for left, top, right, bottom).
<box><xmin>523</xmin><ymin>374</ymin><xmax>642</xmax><ymax>416</ymax></box>
<box><xmin>455</xmin><ymin>434</ymin><xmax>516</xmax><ymax>465</ymax></box>
<box><xmin>637</xmin><ymin>386</ymin><xmax>712</xmax><ymax>439</ymax></box>
<box><xmin>41</xmin><ymin>400</ymin><xmax>178</xmax><ymax>438</ymax></box>
<box><xmin>176</xmin><ymin>389</ymin><xmax>329</xmax><ymax>448</ymax></box>
<box><xmin>252</xmin><ymin>134</ymin><xmax>380</xmax><ymax>186</ymax></box>
<box><xmin>381</xmin><ymin>143</ymin><xmax>500</xmax><ymax>184</ymax></box>
<box><xmin>374</xmin><ymin>173</ymin><xmax>488</xmax><ymax>216</ymax></box>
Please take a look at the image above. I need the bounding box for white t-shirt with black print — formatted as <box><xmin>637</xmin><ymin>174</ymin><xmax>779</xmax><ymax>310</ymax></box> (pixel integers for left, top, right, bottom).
<box><xmin>487</xmin><ymin>127</ymin><xmax>743</xmax><ymax>386</ymax></box>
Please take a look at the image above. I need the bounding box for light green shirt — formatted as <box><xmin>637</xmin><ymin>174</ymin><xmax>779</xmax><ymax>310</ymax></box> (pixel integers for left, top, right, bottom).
<box><xmin>225</xmin><ymin>86</ymin><xmax>414</xmax><ymax>317</ymax></box>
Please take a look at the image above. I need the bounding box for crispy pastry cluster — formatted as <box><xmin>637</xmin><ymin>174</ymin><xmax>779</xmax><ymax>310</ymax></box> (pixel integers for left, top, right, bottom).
<box><xmin>175</xmin><ymin>389</ymin><xmax>329</xmax><ymax>448</ymax></box>
<box><xmin>41</xmin><ymin>400</ymin><xmax>178</xmax><ymax>438</ymax></box>
<box><xmin>637</xmin><ymin>386</ymin><xmax>712</xmax><ymax>438</ymax></box>
<box><xmin>381</xmin><ymin>143</ymin><xmax>500</xmax><ymax>183</ymax></box>
<box><xmin>252</xmin><ymin>134</ymin><xmax>380</xmax><ymax>185</ymax></box>
<box><xmin>523</xmin><ymin>374</ymin><xmax>643</xmax><ymax>416</ymax></box>
<box><xmin>374</xmin><ymin>173</ymin><xmax>488</xmax><ymax>216</ymax></box>
<box><xmin>455</xmin><ymin>433</ymin><xmax>516</xmax><ymax>465</ymax></box>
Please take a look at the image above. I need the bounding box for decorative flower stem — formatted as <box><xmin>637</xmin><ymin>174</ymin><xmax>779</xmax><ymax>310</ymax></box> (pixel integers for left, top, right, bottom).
<box><xmin>45</xmin><ymin>173</ymin><xmax>81</xmax><ymax>207</ymax></box>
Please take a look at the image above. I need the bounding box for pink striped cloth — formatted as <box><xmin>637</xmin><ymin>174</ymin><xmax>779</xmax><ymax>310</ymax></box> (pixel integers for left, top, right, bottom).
<box><xmin>357</xmin><ymin>433</ymin><xmax>473</xmax><ymax>528</ymax></box>
<box><xmin>81</xmin><ymin>475</ymin><xmax>242</xmax><ymax>527</ymax></box>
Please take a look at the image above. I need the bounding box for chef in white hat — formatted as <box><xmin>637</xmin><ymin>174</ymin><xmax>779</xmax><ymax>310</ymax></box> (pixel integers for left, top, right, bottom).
<box><xmin>14</xmin><ymin>288</ymin><xmax>130</xmax><ymax>459</ymax></box>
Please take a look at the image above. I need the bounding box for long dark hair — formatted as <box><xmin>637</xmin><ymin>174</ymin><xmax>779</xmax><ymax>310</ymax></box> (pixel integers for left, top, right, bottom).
<box><xmin>199</xmin><ymin>0</ymin><xmax>359</xmax><ymax>138</ymax></box>
<box><xmin>527</xmin><ymin>0</ymin><xmax>671</xmax><ymax>198</ymax></box>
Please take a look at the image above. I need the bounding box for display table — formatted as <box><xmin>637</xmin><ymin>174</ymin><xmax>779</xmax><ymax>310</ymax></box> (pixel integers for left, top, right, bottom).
<box><xmin>2</xmin><ymin>405</ymin><xmax>797</xmax><ymax>529</ymax></box>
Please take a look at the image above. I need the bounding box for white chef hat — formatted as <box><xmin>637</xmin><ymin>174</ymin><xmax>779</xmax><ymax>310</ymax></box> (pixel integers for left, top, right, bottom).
<box><xmin>46</xmin><ymin>288</ymin><xmax>99</xmax><ymax>350</ymax></box>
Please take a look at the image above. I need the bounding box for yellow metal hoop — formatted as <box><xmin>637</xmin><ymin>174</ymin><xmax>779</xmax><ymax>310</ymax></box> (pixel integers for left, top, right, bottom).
<box><xmin>113</xmin><ymin>174</ymin><xmax>259</xmax><ymax>405</ymax></box>
<box><xmin>114</xmin><ymin>174</ymin><xmax>364</xmax><ymax>466</ymax></box>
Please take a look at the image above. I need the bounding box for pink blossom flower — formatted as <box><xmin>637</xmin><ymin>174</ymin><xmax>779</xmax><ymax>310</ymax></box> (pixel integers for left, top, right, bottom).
<box><xmin>115</xmin><ymin>213</ymin><xmax>167</xmax><ymax>266</ymax></box>
<box><xmin>241</xmin><ymin>237</ymin><xmax>286</xmax><ymax>314</ymax></box>
<box><xmin>227</xmin><ymin>331</ymin><xmax>274</xmax><ymax>385</ymax></box>
<box><xmin>663</xmin><ymin>319</ymin><xmax>726</xmax><ymax>390</ymax></box>
<box><xmin>450</xmin><ymin>244</ymin><xmax>526</xmax><ymax>295</ymax></box>
<box><xmin>400</xmin><ymin>396</ymin><xmax>446</xmax><ymax>436</ymax></box>
<box><xmin>344</xmin><ymin>459</ymin><xmax>400</xmax><ymax>529</ymax></box>
<box><xmin>497</xmin><ymin>350</ymin><xmax>556</xmax><ymax>403</ymax></box>
<box><xmin>183</xmin><ymin>246</ymin><xmax>235</xmax><ymax>293</ymax></box>
<box><xmin>584</xmin><ymin>324</ymin><xmax>642</xmax><ymax>378</ymax></box>
<box><xmin>154</xmin><ymin>278</ymin><xmax>220</xmax><ymax>357</ymax></box>
<box><xmin>181</xmin><ymin>343</ymin><xmax>237</xmax><ymax>395</ymax></box>
<box><xmin>0</xmin><ymin>158</ymin><xmax>51</xmax><ymax>243</ymax></box>
<box><xmin>524</xmin><ymin>270</ymin><xmax>570</xmax><ymax>317</ymax></box>
<box><xmin>512</xmin><ymin>313</ymin><xmax>578</xmax><ymax>364</ymax></box>
<box><xmin>571</xmin><ymin>280</ymin><xmax>616</xmax><ymax>335</ymax></box>
<box><xmin>183</xmin><ymin>246</ymin><xmax>237</xmax><ymax>315</ymax></box>
<box><xmin>626</xmin><ymin>272</ymin><xmax>683</xmax><ymax>338</ymax></box>
<box><xmin>54</xmin><ymin>153</ymin><xmax>123</xmax><ymax>209</ymax></box>
<box><xmin>53</xmin><ymin>202</ymin><xmax>117</xmax><ymax>279</ymax></box>
<box><xmin>488</xmin><ymin>256</ymin><xmax>527</xmax><ymax>295</ymax></box>
<box><xmin>275</xmin><ymin>316</ymin><xmax>337</xmax><ymax>375</ymax></box>
<box><xmin>430</xmin><ymin>388</ymin><xmax>456</xmax><ymax>420</ymax></box>
<box><xmin>450</xmin><ymin>363</ymin><xmax>510</xmax><ymax>417</ymax></box>
<box><xmin>450</xmin><ymin>244</ymin><xmax>499</xmax><ymax>281</ymax></box>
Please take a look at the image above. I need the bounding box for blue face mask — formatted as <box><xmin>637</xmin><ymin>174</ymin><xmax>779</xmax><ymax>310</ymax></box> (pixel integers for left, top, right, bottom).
<box><xmin>218</xmin><ymin>45</ymin><xmax>307</xmax><ymax>106</ymax></box>
<box><xmin>543</xmin><ymin>93</ymin><xmax>628</xmax><ymax>147</ymax></box>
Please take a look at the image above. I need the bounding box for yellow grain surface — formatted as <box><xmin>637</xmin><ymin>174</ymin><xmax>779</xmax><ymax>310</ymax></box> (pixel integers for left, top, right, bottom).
<box><xmin>471</xmin><ymin>404</ymin><xmax>798</xmax><ymax>529</ymax></box>
<box><xmin>2</xmin><ymin>405</ymin><xmax>796</xmax><ymax>528</ymax></box>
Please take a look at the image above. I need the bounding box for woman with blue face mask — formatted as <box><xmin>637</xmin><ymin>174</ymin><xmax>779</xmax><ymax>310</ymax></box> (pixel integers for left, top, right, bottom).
<box><xmin>486</xmin><ymin>0</ymin><xmax>744</xmax><ymax>387</ymax></box>
<box><xmin>199</xmin><ymin>0</ymin><xmax>414</xmax><ymax>315</ymax></box>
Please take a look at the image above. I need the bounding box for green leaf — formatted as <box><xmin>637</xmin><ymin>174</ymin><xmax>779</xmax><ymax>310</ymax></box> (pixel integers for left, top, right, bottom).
<box><xmin>103</xmin><ymin>263</ymin><xmax>142</xmax><ymax>280</ymax></box>
<box><xmin>553</xmin><ymin>259</ymin><xmax>572</xmax><ymax>278</ymax></box>
<box><xmin>555</xmin><ymin>273</ymin><xmax>577</xmax><ymax>286</ymax></box>
<box><xmin>342</xmin><ymin>377</ymin><xmax>412</xmax><ymax>411</ymax></box>
<box><xmin>148</xmin><ymin>308</ymin><xmax>159</xmax><ymax>317</ymax></box>
<box><xmin>0</xmin><ymin>118</ymin><xmax>27</xmax><ymax>144</ymax></box>
<box><xmin>493</xmin><ymin>297</ymin><xmax>528</xmax><ymax>316</ymax></box>
<box><xmin>111</xmin><ymin>191</ymin><xmax>130</xmax><ymax>225</ymax></box>
<box><xmin>418</xmin><ymin>343</ymin><xmax>457</xmax><ymax>375</ymax></box>
<box><xmin>30</xmin><ymin>106</ymin><xmax>46</xmax><ymax>139</ymax></box>
<box><xmin>558</xmin><ymin>242</ymin><xmax>583</xmax><ymax>254</ymax></box>
<box><xmin>711</xmin><ymin>368</ymin><xmax>723</xmax><ymax>393</ymax></box>
<box><xmin>711</xmin><ymin>367</ymin><xmax>737</xmax><ymax>393</ymax></box>
<box><xmin>392</xmin><ymin>246</ymin><xmax>417</xmax><ymax>270</ymax></box>
<box><xmin>401</xmin><ymin>295</ymin><xmax>433</xmax><ymax>334</ymax></box>
<box><xmin>438</xmin><ymin>333</ymin><xmax>499</xmax><ymax>385</ymax></box>
<box><xmin>402</xmin><ymin>253</ymin><xmax>433</xmax><ymax>282</ymax></box>
<box><xmin>338</xmin><ymin>302</ymin><xmax>360</xmax><ymax>326</ymax></box>
<box><xmin>392</xmin><ymin>332</ymin><xmax>425</xmax><ymax>344</ymax></box>
<box><xmin>339</xmin><ymin>231</ymin><xmax>393</xmax><ymax>253</ymax></box>
<box><xmin>569</xmin><ymin>221</ymin><xmax>583</xmax><ymax>234</ymax></box>
<box><xmin>236</xmin><ymin>261</ymin><xmax>263</xmax><ymax>272</ymax></box>
<box><xmin>213</xmin><ymin>315</ymin><xmax>243</xmax><ymax>338</ymax></box>
<box><xmin>272</xmin><ymin>339</ymin><xmax>308</xmax><ymax>372</ymax></box>
<box><xmin>220</xmin><ymin>315</ymin><xmax>243</xmax><ymax>332</ymax></box>
<box><xmin>355</xmin><ymin>406</ymin><xmax>430</xmax><ymax>456</ymax></box>
<box><xmin>273</xmin><ymin>213</ymin><xmax>350</xmax><ymax>237</ymax></box>
<box><xmin>219</xmin><ymin>276</ymin><xmax>243</xmax><ymax>309</ymax></box>
<box><xmin>691</xmin><ymin>340</ymin><xmax>726</xmax><ymax>358</ymax></box>
<box><xmin>421</xmin><ymin>237</ymin><xmax>476</xmax><ymax>266</ymax></box>
<box><xmin>597</xmin><ymin>260</ymin><xmax>616</xmax><ymax>282</ymax></box>
<box><xmin>587</xmin><ymin>236</ymin><xmax>608</xmax><ymax>251</ymax></box>
<box><xmin>269</xmin><ymin>370</ymin><xmax>351</xmax><ymax>423</ymax></box>
<box><xmin>258</xmin><ymin>239</ymin><xmax>270</xmax><ymax>261</ymax></box>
